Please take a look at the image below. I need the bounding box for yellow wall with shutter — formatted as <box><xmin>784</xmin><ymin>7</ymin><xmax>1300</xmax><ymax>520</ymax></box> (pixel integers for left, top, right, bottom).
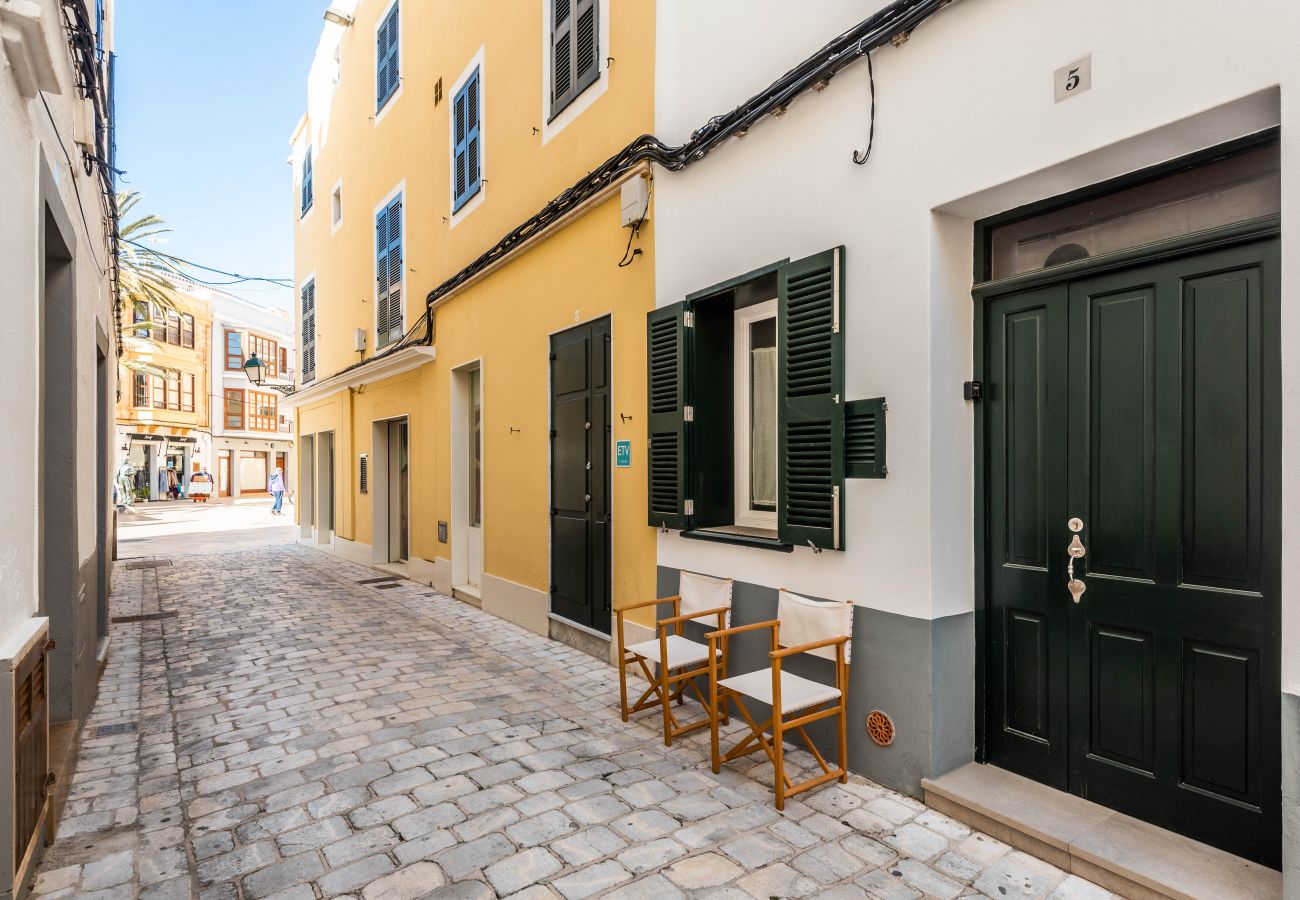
<box><xmin>292</xmin><ymin>0</ymin><xmax>658</xmax><ymax>638</ymax></box>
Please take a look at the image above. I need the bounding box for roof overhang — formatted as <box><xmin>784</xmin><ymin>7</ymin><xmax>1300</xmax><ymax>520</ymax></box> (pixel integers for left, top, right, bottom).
<box><xmin>281</xmin><ymin>345</ymin><xmax>436</xmax><ymax>409</ymax></box>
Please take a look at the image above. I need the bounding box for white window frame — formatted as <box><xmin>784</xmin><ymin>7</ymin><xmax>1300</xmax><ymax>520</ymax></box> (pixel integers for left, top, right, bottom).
<box><xmin>540</xmin><ymin>0</ymin><xmax>610</xmax><ymax>145</ymax></box>
<box><xmin>331</xmin><ymin>178</ymin><xmax>344</xmax><ymax>234</ymax></box>
<box><xmin>449</xmin><ymin>46</ymin><xmax>486</xmax><ymax>226</ymax></box>
<box><xmin>373</xmin><ymin>0</ymin><xmax>402</xmax><ymax>126</ymax></box>
<box><xmin>733</xmin><ymin>298</ymin><xmax>779</xmax><ymax>531</ymax></box>
<box><xmin>373</xmin><ymin>180</ymin><xmax>406</xmax><ymax>348</ymax></box>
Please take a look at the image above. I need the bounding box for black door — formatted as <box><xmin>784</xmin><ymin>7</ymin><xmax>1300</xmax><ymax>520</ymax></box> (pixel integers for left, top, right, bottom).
<box><xmin>983</xmin><ymin>238</ymin><xmax>1281</xmax><ymax>866</ymax></box>
<box><xmin>550</xmin><ymin>318</ymin><xmax>611</xmax><ymax>633</ymax></box>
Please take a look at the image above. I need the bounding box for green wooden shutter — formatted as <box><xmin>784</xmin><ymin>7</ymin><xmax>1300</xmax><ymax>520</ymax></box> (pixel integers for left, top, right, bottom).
<box><xmin>845</xmin><ymin>397</ymin><xmax>886</xmax><ymax>478</ymax></box>
<box><xmin>646</xmin><ymin>302</ymin><xmax>691</xmax><ymax>530</ymax></box>
<box><xmin>778</xmin><ymin>246</ymin><xmax>845</xmax><ymax>550</ymax></box>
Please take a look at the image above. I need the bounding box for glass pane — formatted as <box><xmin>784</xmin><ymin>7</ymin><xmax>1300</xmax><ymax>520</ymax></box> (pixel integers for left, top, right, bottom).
<box><xmin>990</xmin><ymin>143</ymin><xmax>1279</xmax><ymax>280</ymax></box>
<box><xmin>749</xmin><ymin>318</ymin><xmax>777</xmax><ymax>512</ymax></box>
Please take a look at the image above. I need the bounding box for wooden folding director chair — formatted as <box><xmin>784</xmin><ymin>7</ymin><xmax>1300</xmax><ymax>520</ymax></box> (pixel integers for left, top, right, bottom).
<box><xmin>615</xmin><ymin>571</ymin><xmax>733</xmax><ymax>746</ymax></box>
<box><xmin>706</xmin><ymin>589</ymin><xmax>852</xmax><ymax>809</ymax></box>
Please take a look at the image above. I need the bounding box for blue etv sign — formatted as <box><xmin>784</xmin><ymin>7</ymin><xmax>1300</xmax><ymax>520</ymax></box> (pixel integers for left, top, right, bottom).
<box><xmin>615</xmin><ymin>440</ymin><xmax>631</xmax><ymax>468</ymax></box>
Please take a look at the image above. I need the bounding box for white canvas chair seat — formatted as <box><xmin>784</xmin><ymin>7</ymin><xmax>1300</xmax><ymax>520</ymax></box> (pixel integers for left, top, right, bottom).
<box><xmin>626</xmin><ymin>634</ymin><xmax>720</xmax><ymax>670</ymax></box>
<box><xmin>706</xmin><ymin>589</ymin><xmax>854</xmax><ymax>810</ymax></box>
<box><xmin>616</xmin><ymin>571</ymin><xmax>734</xmax><ymax>746</ymax></box>
<box><xmin>718</xmin><ymin>668</ymin><xmax>842</xmax><ymax>714</ymax></box>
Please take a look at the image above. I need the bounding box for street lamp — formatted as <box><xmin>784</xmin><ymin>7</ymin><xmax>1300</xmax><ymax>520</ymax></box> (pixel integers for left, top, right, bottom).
<box><xmin>243</xmin><ymin>352</ymin><xmax>268</xmax><ymax>386</ymax></box>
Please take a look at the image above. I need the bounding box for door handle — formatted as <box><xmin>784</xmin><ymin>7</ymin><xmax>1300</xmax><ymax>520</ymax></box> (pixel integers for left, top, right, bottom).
<box><xmin>1066</xmin><ymin>523</ymin><xmax>1086</xmax><ymax>603</ymax></box>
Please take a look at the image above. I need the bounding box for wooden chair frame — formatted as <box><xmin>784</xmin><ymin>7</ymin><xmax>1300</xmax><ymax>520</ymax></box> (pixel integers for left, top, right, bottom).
<box><xmin>706</xmin><ymin>621</ymin><xmax>849</xmax><ymax>810</ymax></box>
<box><xmin>616</xmin><ymin>595</ymin><xmax>730</xmax><ymax>746</ymax></box>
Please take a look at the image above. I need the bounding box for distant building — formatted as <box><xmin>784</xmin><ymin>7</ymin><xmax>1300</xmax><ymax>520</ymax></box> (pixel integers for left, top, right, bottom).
<box><xmin>195</xmin><ymin>281</ymin><xmax>297</xmax><ymax>498</ymax></box>
<box><xmin>115</xmin><ymin>292</ymin><xmax>212</xmax><ymax>500</ymax></box>
<box><xmin>0</xmin><ymin>0</ymin><xmax>116</xmax><ymax>892</ymax></box>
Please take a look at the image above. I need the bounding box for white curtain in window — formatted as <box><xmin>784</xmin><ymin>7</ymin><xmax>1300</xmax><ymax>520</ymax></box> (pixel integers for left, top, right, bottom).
<box><xmin>751</xmin><ymin>346</ymin><xmax>778</xmax><ymax>508</ymax></box>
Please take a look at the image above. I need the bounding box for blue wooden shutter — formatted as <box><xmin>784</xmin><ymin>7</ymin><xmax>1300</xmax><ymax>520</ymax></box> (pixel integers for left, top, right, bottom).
<box><xmin>377</xmin><ymin>3</ymin><xmax>399</xmax><ymax>108</ymax></box>
<box><xmin>300</xmin><ymin>280</ymin><xmax>315</xmax><ymax>382</ymax></box>
<box><xmin>376</xmin><ymin>204</ymin><xmax>390</xmax><ymax>344</ymax></box>
<box><xmin>453</xmin><ymin>71</ymin><xmax>481</xmax><ymax>211</ymax></box>
<box><xmin>385</xmin><ymin>197</ymin><xmax>402</xmax><ymax>342</ymax></box>
<box><xmin>301</xmin><ymin>148</ymin><xmax>312</xmax><ymax>215</ymax></box>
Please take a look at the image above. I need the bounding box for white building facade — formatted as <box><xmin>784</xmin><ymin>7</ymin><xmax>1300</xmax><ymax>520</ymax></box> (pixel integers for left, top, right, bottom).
<box><xmin>0</xmin><ymin>0</ymin><xmax>116</xmax><ymax>894</ymax></box>
<box><xmin>199</xmin><ymin>285</ymin><xmax>297</xmax><ymax>499</ymax></box>
<box><xmin>652</xmin><ymin>0</ymin><xmax>1298</xmax><ymax>889</ymax></box>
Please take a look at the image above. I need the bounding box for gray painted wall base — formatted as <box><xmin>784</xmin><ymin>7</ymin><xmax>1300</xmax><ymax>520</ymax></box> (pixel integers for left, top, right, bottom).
<box><xmin>1283</xmin><ymin>691</ymin><xmax>1298</xmax><ymax>897</ymax></box>
<box><xmin>656</xmin><ymin>567</ymin><xmax>974</xmax><ymax>798</ymax></box>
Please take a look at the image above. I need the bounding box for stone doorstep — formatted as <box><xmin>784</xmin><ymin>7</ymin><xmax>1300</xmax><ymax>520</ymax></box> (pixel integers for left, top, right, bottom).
<box><xmin>921</xmin><ymin>762</ymin><xmax>1282</xmax><ymax>900</ymax></box>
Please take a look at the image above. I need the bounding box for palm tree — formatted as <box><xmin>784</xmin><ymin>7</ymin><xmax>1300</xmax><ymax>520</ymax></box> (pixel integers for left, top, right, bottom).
<box><xmin>116</xmin><ymin>191</ymin><xmax>189</xmax><ymax>378</ymax></box>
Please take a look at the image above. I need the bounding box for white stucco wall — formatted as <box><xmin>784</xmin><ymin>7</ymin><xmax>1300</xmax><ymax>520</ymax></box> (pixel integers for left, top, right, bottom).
<box><xmin>0</xmin><ymin>0</ymin><xmax>116</xmax><ymax>641</ymax></box>
<box><xmin>654</xmin><ymin>0</ymin><xmax>1300</xmax><ymax>694</ymax></box>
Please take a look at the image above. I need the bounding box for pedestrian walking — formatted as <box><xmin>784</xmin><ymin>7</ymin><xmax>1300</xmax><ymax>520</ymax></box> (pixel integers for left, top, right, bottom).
<box><xmin>268</xmin><ymin>466</ymin><xmax>286</xmax><ymax>515</ymax></box>
<box><xmin>167</xmin><ymin>465</ymin><xmax>181</xmax><ymax>500</ymax></box>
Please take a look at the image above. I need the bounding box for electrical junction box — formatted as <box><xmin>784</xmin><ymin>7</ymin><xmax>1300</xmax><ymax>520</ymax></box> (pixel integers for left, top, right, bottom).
<box><xmin>621</xmin><ymin>176</ymin><xmax>649</xmax><ymax>228</ymax></box>
<box><xmin>354</xmin><ymin>328</ymin><xmax>367</xmax><ymax>352</ymax></box>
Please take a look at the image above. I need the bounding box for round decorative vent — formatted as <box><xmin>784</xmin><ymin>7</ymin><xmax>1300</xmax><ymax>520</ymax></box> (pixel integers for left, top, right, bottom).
<box><xmin>866</xmin><ymin>710</ymin><xmax>895</xmax><ymax>747</ymax></box>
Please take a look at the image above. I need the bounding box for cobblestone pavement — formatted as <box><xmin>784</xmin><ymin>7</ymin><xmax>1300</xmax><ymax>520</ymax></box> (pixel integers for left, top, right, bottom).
<box><xmin>29</xmin><ymin>545</ymin><xmax>1117</xmax><ymax>899</ymax></box>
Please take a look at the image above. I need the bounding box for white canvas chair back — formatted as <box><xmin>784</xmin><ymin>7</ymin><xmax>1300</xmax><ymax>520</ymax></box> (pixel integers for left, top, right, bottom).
<box><xmin>680</xmin><ymin>571</ymin><xmax>733</xmax><ymax>624</ymax></box>
<box><xmin>777</xmin><ymin>590</ymin><xmax>853</xmax><ymax>662</ymax></box>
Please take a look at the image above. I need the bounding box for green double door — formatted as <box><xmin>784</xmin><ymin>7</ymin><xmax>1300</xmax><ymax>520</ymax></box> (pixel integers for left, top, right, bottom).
<box><xmin>982</xmin><ymin>238</ymin><xmax>1281</xmax><ymax>867</ymax></box>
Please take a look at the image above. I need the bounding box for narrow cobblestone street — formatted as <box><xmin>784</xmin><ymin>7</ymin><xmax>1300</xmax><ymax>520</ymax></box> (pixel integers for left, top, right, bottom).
<box><xmin>29</xmin><ymin>538</ymin><xmax>1115</xmax><ymax>900</ymax></box>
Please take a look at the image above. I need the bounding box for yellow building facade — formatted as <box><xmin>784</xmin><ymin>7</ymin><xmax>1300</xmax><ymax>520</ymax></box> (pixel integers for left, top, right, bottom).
<box><xmin>289</xmin><ymin>0</ymin><xmax>657</xmax><ymax>651</ymax></box>
<box><xmin>114</xmin><ymin>295</ymin><xmax>212</xmax><ymax>500</ymax></box>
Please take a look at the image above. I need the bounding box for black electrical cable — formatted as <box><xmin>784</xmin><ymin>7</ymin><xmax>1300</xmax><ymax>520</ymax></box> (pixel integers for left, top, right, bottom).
<box><xmin>851</xmin><ymin>49</ymin><xmax>876</xmax><ymax>165</ymax></box>
<box><xmin>122</xmin><ymin>239</ymin><xmax>295</xmax><ymax>287</ymax></box>
<box><xmin>307</xmin><ymin>0</ymin><xmax>953</xmax><ymax>391</ymax></box>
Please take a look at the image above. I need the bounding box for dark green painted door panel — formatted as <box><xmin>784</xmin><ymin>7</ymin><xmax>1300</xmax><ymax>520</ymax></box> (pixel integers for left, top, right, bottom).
<box><xmin>984</xmin><ymin>239</ymin><xmax>1280</xmax><ymax>867</ymax></box>
<box><xmin>551</xmin><ymin>318</ymin><xmax>612</xmax><ymax>634</ymax></box>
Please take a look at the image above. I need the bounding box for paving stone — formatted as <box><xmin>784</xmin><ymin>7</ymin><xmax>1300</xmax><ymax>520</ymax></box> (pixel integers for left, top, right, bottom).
<box><xmin>453</xmin><ymin>806</ymin><xmax>520</xmax><ymax>841</ymax></box>
<box><xmin>241</xmin><ymin>852</ymin><xmax>326</xmax><ymax>899</ymax></box>
<box><xmin>972</xmin><ymin>851</ymin><xmax>1066</xmax><ymax>899</ymax></box>
<box><xmin>735</xmin><ymin>862</ymin><xmax>820</xmax><ymax>899</ymax></box>
<box><xmin>564</xmin><ymin>793</ymin><xmax>631</xmax><ymax>825</ymax></box>
<box><xmin>301</xmin><ymin>788</ymin><xmax>364</xmax><ymax>821</ymax></box>
<box><xmin>414</xmin><ymin>775</ymin><xmax>478</xmax><ymax>806</ymax></box>
<box><xmin>663</xmin><ymin>853</ymin><xmax>744</xmax><ymax>890</ymax></box>
<box><xmin>551</xmin><ymin>859</ymin><xmax>633</xmax><ymax>899</ymax></box>
<box><xmin>323</xmin><ymin>826</ymin><xmax>399</xmax><ymax>867</ymax></box>
<box><xmin>790</xmin><ymin>842</ymin><xmax>865</xmax><ymax>885</ymax></box>
<box><xmin>458</xmin><ymin>783</ymin><xmax>524</xmax><ymax>815</ymax></box>
<box><xmin>550</xmin><ymin>826</ymin><xmax>627</xmax><ymax>866</ymax></box>
<box><xmin>349</xmin><ymin>795</ymin><xmax>418</xmax><ymax>828</ymax></box>
<box><xmin>81</xmin><ymin>851</ymin><xmax>135</xmax><ymax>890</ymax></box>
<box><xmin>855</xmin><ymin>867</ymin><xmax>922</xmax><ymax>899</ymax></box>
<box><xmin>359</xmin><ymin>861</ymin><xmax>447</xmax><ymax>900</ymax></box>
<box><xmin>276</xmin><ymin>816</ymin><xmax>352</xmax><ymax>856</ymax></box>
<box><xmin>934</xmin><ymin>850</ymin><xmax>982</xmax><ymax>883</ymax></box>
<box><xmin>27</xmin><ymin>545</ymin><xmax>1110</xmax><ymax>900</ymax></box>
<box><xmin>882</xmin><ymin>822</ymin><xmax>951</xmax><ymax>861</ymax></box>
<box><xmin>434</xmin><ymin>833</ymin><xmax>516</xmax><ymax>880</ymax></box>
<box><xmin>393</xmin><ymin>803</ymin><xmax>466</xmax><ymax>840</ymax></box>
<box><xmin>198</xmin><ymin>841</ymin><xmax>279</xmax><ymax>884</ymax></box>
<box><xmin>484</xmin><ymin>847</ymin><xmax>562</xmax><ymax>895</ymax></box>
<box><xmin>615</xmin><ymin>837</ymin><xmax>686</xmax><ymax>873</ymax></box>
<box><xmin>609</xmin><ymin>808</ymin><xmax>679</xmax><ymax>841</ymax></box>
<box><xmin>316</xmin><ymin>853</ymin><xmax>397</xmax><ymax>897</ymax></box>
<box><xmin>506</xmin><ymin>809</ymin><xmax>576</xmax><ymax>847</ymax></box>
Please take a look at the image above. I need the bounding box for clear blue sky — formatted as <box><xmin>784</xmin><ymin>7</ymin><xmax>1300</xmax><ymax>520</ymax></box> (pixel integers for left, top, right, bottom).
<box><xmin>115</xmin><ymin>1</ymin><xmax>324</xmax><ymax>309</ymax></box>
